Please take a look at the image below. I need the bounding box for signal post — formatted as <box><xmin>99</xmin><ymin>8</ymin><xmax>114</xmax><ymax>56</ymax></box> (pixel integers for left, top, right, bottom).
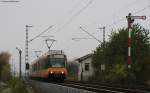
<box><xmin>126</xmin><ymin>13</ymin><xmax>146</xmax><ymax>69</ymax></box>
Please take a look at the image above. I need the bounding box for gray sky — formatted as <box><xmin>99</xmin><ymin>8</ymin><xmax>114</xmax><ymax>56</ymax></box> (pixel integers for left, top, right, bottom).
<box><xmin>0</xmin><ymin>0</ymin><xmax>149</xmax><ymax>72</ymax></box>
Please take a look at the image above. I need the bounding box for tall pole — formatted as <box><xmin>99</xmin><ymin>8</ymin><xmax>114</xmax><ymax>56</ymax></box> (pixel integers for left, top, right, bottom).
<box><xmin>25</xmin><ymin>25</ymin><xmax>32</xmax><ymax>76</ymax></box>
<box><xmin>25</xmin><ymin>25</ymin><xmax>28</xmax><ymax>70</ymax></box>
<box><xmin>16</xmin><ymin>47</ymin><xmax>22</xmax><ymax>79</ymax></box>
<box><xmin>127</xmin><ymin>13</ymin><xmax>134</xmax><ymax>69</ymax></box>
<box><xmin>19</xmin><ymin>50</ymin><xmax>22</xmax><ymax>79</ymax></box>
<box><xmin>98</xmin><ymin>26</ymin><xmax>105</xmax><ymax>45</ymax></box>
<box><xmin>126</xmin><ymin>13</ymin><xmax>146</xmax><ymax>69</ymax></box>
<box><xmin>98</xmin><ymin>26</ymin><xmax>106</xmax><ymax>71</ymax></box>
<box><xmin>13</xmin><ymin>63</ymin><xmax>16</xmax><ymax>77</ymax></box>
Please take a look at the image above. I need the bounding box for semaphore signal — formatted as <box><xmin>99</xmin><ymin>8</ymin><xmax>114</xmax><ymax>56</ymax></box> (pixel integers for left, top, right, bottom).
<box><xmin>126</xmin><ymin>13</ymin><xmax>146</xmax><ymax>69</ymax></box>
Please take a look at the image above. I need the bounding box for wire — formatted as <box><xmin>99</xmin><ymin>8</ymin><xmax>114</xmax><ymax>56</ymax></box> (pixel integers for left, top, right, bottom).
<box><xmin>54</xmin><ymin>0</ymin><xmax>95</xmax><ymax>50</ymax></box>
<box><xmin>106</xmin><ymin>5</ymin><xmax>150</xmax><ymax>29</ymax></box>
<box><xmin>80</xmin><ymin>26</ymin><xmax>101</xmax><ymax>43</ymax></box>
<box><xmin>29</xmin><ymin>25</ymin><xmax>53</xmax><ymax>43</ymax></box>
<box><xmin>28</xmin><ymin>0</ymin><xmax>84</xmax><ymax>43</ymax></box>
<box><xmin>107</xmin><ymin>18</ymin><xmax>125</xmax><ymax>28</ymax></box>
<box><xmin>29</xmin><ymin>0</ymin><xmax>93</xmax><ymax>44</ymax></box>
<box><xmin>133</xmin><ymin>5</ymin><xmax>150</xmax><ymax>15</ymax></box>
<box><xmin>67</xmin><ymin>0</ymin><xmax>85</xmax><ymax>14</ymax></box>
<box><xmin>115</xmin><ymin>0</ymin><xmax>142</xmax><ymax>14</ymax></box>
<box><xmin>55</xmin><ymin>0</ymin><xmax>95</xmax><ymax>33</ymax></box>
<box><xmin>0</xmin><ymin>0</ymin><xmax>19</xmax><ymax>2</ymax></box>
<box><xmin>53</xmin><ymin>0</ymin><xmax>84</xmax><ymax>29</ymax></box>
<box><xmin>72</xmin><ymin>37</ymin><xmax>93</xmax><ymax>40</ymax></box>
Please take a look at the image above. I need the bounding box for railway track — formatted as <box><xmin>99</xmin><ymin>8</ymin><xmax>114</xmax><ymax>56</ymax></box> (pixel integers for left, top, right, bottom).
<box><xmin>26</xmin><ymin>79</ymin><xmax>150</xmax><ymax>93</ymax></box>
<box><xmin>55</xmin><ymin>81</ymin><xmax>150</xmax><ymax>93</ymax></box>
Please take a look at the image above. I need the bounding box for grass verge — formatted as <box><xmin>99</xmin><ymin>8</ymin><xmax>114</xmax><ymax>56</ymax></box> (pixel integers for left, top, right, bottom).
<box><xmin>7</xmin><ymin>78</ymin><xmax>34</xmax><ymax>93</ymax></box>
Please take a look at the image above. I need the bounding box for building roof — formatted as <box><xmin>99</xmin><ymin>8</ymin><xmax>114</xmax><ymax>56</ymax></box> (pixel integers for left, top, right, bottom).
<box><xmin>76</xmin><ymin>53</ymin><xmax>93</xmax><ymax>62</ymax></box>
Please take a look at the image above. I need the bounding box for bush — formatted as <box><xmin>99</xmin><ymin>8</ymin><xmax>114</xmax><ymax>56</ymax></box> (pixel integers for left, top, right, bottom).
<box><xmin>8</xmin><ymin>78</ymin><xmax>28</xmax><ymax>93</ymax></box>
<box><xmin>92</xmin><ymin>24</ymin><xmax>150</xmax><ymax>85</ymax></box>
<box><xmin>0</xmin><ymin>52</ymin><xmax>11</xmax><ymax>81</ymax></box>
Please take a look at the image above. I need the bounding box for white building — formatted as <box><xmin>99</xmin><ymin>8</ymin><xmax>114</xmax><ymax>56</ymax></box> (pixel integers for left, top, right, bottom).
<box><xmin>76</xmin><ymin>53</ymin><xmax>94</xmax><ymax>81</ymax></box>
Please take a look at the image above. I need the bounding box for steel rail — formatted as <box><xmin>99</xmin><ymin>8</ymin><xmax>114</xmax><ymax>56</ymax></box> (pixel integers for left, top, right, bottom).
<box><xmin>27</xmin><ymin>79</ymin><xmax>150</xmax><ymax>93</ymax></box>
<box><xmin>58</xmin><ymin>83</ymin><xmax>119</xmax><ymax>93</ymax></box>
<box><xmin>62</xmin><ymin>81</ymin><xmax>149</xmax><ymax>93</ymax></box>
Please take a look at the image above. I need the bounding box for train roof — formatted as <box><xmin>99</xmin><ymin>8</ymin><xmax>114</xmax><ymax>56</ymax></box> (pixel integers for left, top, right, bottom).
<box><xmin>31</xmin><ymin>50</ymin><xmax>65</xmax><ymax>65</ymax></box>
<box><xmin>44</xmin><ymin>50</ymin><xmax>64</xmax><ymax>56</ymax></box>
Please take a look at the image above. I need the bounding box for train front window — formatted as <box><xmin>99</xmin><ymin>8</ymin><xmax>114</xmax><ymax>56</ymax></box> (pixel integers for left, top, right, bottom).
<box><xmin>49</xmin><ymin>58</ymin><xmax>65</xmax><ymax>67</ymax></box>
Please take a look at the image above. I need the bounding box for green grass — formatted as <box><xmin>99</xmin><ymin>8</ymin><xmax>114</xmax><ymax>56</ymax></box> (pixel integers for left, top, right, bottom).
<box><xmin>7</xmin><ymin>78</ymin><xmax>29</xmax><ymax>93</ymax></box>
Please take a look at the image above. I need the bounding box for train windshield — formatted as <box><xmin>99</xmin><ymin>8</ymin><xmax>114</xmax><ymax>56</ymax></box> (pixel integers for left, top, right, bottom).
<box><xmin>49</xmin><ymin>58</ymin><xmax>65</xmax><ymax>67</ymax></box>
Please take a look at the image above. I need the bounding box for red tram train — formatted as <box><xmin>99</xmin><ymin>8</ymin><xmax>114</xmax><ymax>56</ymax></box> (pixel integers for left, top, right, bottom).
<box><xmin>30</xmin><ymin>50</ymin><xmax>68</xmax><ymax>81</ymax></box>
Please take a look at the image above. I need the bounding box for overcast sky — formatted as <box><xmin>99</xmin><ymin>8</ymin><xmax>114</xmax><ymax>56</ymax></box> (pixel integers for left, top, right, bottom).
<box><xmin>0</xmin><ymin>0</ymin><xmax>149</xmax><ymax>73</ymax></box>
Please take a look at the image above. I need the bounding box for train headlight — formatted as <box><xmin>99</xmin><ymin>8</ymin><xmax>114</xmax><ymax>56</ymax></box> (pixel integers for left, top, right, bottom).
<box><xmin>61</xmin><ymin>71</ymin><xmax>64</xmax><ymax>74</ymax></box>
<box><xmin>50</xmin><ymin>71</ymin><xmax>53</xmax><ymax>74</ymax></box>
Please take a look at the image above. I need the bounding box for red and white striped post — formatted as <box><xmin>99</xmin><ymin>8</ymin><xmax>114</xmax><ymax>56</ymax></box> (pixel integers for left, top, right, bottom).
<box><xmin>126</xmin><ymin>13</ymin><xmax>146</xmax><ymax>69</ymax></box>
<box><xmin>127</xmin><ymin>13</ymin><xmax>134</xmax><ymax>69</ymax></box>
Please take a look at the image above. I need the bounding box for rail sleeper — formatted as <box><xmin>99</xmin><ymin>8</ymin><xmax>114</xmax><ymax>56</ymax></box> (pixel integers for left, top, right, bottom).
<box><xmin>45</xmin><ymin>83</ymin><xmax>96</xmax><ymax>93</ymax></box>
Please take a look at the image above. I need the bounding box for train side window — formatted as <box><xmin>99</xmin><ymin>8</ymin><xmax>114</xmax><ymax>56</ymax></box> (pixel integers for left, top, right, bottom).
<box><xmin>85</xmin><ymin>63</ymin><xmax>90</xmax><ymax>71</ymax></box>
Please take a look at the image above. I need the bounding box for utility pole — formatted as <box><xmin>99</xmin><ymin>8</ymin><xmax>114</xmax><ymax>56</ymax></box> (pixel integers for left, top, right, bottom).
<box><xmin>25</xmin><ymin>25</ymin><xmax>32</xmax><ymax>77</ymax></box>
<box><xmin>98</xmin><ymin>26</ymin><xmax>106</xmax><ymax>71</ymax></box>
<box><xmin>98</xmin><ymin>26</ymin><xmax>105</xmax><ymax>45</ymax></box>
<box><xmin>126</xmin><ymin>13</ymin><xmax>146</xmax><ymax>69</ymax></box>
<box><xmin>13</xmin><ymin>63</ymin><xmax>16</xmax><ymax>77</ymax></box>
<box><xmin>16</xmin><ymin>47</ymin><xmax>22</xmax><ymax>79</ymax></box>
<box><xmin>11</xmin><ymin>58</ymin><xmax>14</xmax><ymax>77</ymax></box>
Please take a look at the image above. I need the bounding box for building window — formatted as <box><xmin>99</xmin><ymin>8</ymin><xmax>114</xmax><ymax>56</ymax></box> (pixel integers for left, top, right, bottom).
<box><xmin>85</xmin><ymin>63</ymin><xmax>90</xmax><ymax>71</ymax></box>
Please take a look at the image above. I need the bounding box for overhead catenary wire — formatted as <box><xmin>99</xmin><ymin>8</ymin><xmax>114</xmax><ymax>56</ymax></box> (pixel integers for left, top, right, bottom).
<box><xmin>80</xmin><ymin>26</ymin><xmax>101</xmax><ymax>43</ymax></box>
<box><xmin>29</xmin><ymin>25</ymin><xmax>53</xmax><ymax>43</ymax></box>
<box><xmin>55</xmin><ymin>0</ymin><xmax>95</xmax><ymax>33</ymax></box>
<box><xmin>62</xmin><ymin>0</ymin><xmax>149</xmax><ymax>54</ymax></box>
<box><xmin>133</xmin><ymin>5</ymin><xmax>150</xmax><ymax>15</ymax></box>
<box><xmin>64</xmin><ymin>0</ymin><xmax>94</xmax><ymax>26</ymax></box>
<box><xmin>115</xmin><ymin>0</ymin><xmax>142</xmax><ymax>15</ymax></box>
<box><xmin>52</xmin><ymin>0</ymin><xmax>95</xmax><ymax>50</ymax></box>
<box><xmin>77</xmin><ymin>1</ymin><xmax>150</xmax><ymax>48</ymax></box>
<box><xmin>63</xmin><ymin>26</ymin><xmax>100</xmax><ymax>51</ymax></box>
<box><xmin>53</xmin><ymin>0</ymin><xmax>84</xmax><ymax>29</ymax></box>
<box><xmin>67</xmin><ymin>0</ymin><xmax>85</xmax><ymax>14</ymax></box>
<box><xmin>26</xmin><ymin>0</ymin><xmax>91</xmax><ymax>62</ymax></box>
<box><xmin>0</xmin><ymin>0</ymin><xmax>19</xmax><ymax>2</ymax></box>
<box><xmin>65</xmin><ymin>0</ymin><xmax>150</xmax><ymax>55</ymax></box>
<box><xmin>66</xmin><ymin>26</ymin><xmax>101</xmax><ymax>57</ymax></box>
<box><xmin>28</xmin><ymin>0</ymin><xmax>93</xmax><ymax>44</ymax></box>
<box><xmin>71</xmin><ymin>0</ymin><xmax>150</xmax><ymax>43</ymax></box>
<box><xmin>72</xmin><ymin>37</ymin><xmax>94</xmax><ymax>41</ymax></box>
